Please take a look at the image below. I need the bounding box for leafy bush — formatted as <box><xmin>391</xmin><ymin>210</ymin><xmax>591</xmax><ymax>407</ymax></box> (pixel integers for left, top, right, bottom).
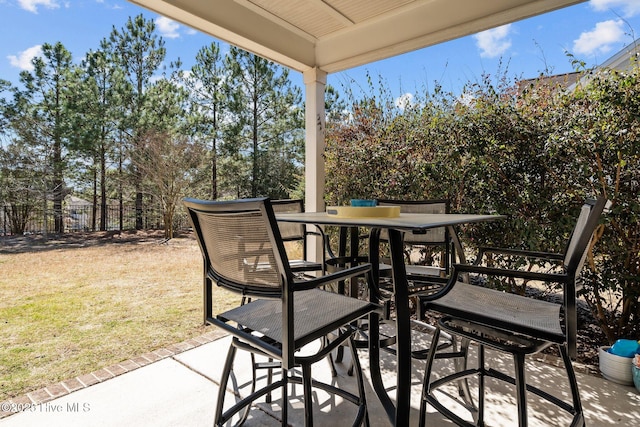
<box><xmin>560</xmin><ymin>67</ymin><xmax>640</xmax><ymax>342</ymax></box>
<box><xmin>325</xmin><ymin>64</ymin><xmax>640</xmax><ymax>342</ymax></box>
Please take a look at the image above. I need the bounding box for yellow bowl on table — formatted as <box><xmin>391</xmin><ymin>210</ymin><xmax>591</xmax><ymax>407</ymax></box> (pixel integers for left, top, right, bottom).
<box><xmin>326</xmin><ymin>206</ymin><xmax>400</xmax><ymax>218</ymax></box>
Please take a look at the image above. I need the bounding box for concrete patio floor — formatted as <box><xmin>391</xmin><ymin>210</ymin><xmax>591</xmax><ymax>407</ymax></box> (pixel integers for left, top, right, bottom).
<box><xmin>2</xmin><ymin>326</ymin><xmax>640</xmax><ymax>426</ymax></box>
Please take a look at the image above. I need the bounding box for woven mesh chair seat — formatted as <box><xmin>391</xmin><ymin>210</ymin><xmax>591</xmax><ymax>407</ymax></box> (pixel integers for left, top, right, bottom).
<box><xmin>287</xmin><ymin>258</ymin><xmax>323</xmax><ymax>271</ymax></box>
<box><xmin>428</xmin><ymin>282</ymin><xmax>564</xmax><ymax>343</ymax></box>
<box><xmin>379</xmin><ymin>263</ymin><xmax>443</xmax><ymax>277</ymax></box>
<box><xmin>272</xmin><ymin>199</ymin><xmax>324</xmax><ymax>273</ymax></box>
<box><xmin>219</xmin><ymin>288</ymin><xmax>373</xmax><ymax>344</ymax></box>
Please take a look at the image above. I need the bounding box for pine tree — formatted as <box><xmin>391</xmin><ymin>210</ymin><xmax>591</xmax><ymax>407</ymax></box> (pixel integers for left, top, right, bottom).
<box><xmin>182</xmin><ymin>42</ymin><xmax>227</xmax><ymax>200</ymax></box>
<box><xmin>14</xmin><ymin>42</ymin><xmax>75</xmax><ymax>233</ymax></box>
<box><xmin>224</xmin><ymin>47</ymin><xmax>304</xmax><ymax>198</ymax></box>
<box><xmin>107</xmin><ymin>14</ymin><xmax>166</xmax><ymax>229</ymax></box>
<box><xmin>72</xmin><ymin>42</ymin><xmax>128</xmax><ymax>231</ymax></box>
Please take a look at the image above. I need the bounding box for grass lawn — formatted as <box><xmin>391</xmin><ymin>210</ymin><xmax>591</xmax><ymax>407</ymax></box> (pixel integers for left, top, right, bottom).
<box><xmin>0</xmin><ymin>229</ymin><xmax>605</xmax><ymax>402</ymax></box>
<box><xmin>0</xmin><ymin>231</ymin><xmax>238</xmax><ymax>401</ymax></box>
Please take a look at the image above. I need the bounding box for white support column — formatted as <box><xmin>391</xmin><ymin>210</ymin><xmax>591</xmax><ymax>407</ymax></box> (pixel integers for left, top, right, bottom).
<box><xmin>303</xmin><ymin>67</ymin><xmax>327</xmax><ymax>263</ymax></box>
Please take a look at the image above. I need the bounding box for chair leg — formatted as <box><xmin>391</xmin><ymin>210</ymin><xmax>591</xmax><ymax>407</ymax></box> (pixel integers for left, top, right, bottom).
<box><xmin>281</xmin><ymin>367</ymin><xmax>289</xmax><ymax>427</ymax></box>
<box><xmin>324</xmin><ymin>335</ymin><xmax>338</xmax><ymax>377</ymax></box>
<box><xmin>219</xmin><ymin>339</ymin><xmax>267</xmax><ymax>427</ymax></box>
<box><xmin>419</xmin><ymin>325</ymin><xmax>441</xmax><ymax>427</ymax></box>
<box><xmin>348</xmin><ymin>334</ymin><xmax>370</xmax><ymax>426</ymax></box>
<box><xmin>455</xmin><ymin>337</ymin><xmax>474</xmax><ymax>406</ymax></box>
<box><xmin>265</xmin><ymin>356</ymin><xmax>274</xmax><ymax>403</ymax></box>
<box><xmin>478</xmin><ymin>344</ymin><xmax>485</xmax><ymax>426</ymax></box>
<box><xmin>302</xmin><ymin>362</ymin><xmax>314</xmax><ymax>427</ymax></box>
<box><xmin>559</xmin><ymin>344</ymin><xmax>585</xmax><ymax>427</ymax></box>
<box><xmin>513</xmin><ymin>352</ymin><xmax>528</xmax><ymax>427</ymax></box>
<box><xmin>215</xmin><ymin>342</ymin><xmax>236</xmax><ymax>426</ymax></box>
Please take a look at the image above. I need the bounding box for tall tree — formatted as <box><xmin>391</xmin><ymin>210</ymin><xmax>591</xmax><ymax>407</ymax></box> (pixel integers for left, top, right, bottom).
<box><xmin>107</xmin><ymin>14</ymin><xmax>166</xmax><ymax>229</ymax></box>
<box><xmin>14</xmin><ymin>42</ymin><xmax>75</xmax><ymax>233</ymax></box>
<box><xmin>224</xmin><ymin>47</ymin><xmax>304</xmax><ymax>198</ymax></box>
<box><xmin>182</xmin><ymin>42</ymin><xmax>227</xmax><ymax>199</ymax></box>
<box><xmin>0</xmin><ymin>79</ymin><xmax>12</xmax><ymax>133</ymax></box>
<box><xmin>72</xmin><ymin>43</ymin><xmax>128</xmax><ymax>231</ymax></box>
<box><xmin>135</xmin><ymin>68</ymin><xmax>204</xmax><ymax>237</ymax></box>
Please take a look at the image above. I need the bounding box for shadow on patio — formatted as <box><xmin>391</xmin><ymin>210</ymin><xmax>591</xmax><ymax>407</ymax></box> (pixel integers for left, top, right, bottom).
<box><xmin>1</xmin><ymin>327</ymin><xmax>639</xmax><ymax>426</ymax></box>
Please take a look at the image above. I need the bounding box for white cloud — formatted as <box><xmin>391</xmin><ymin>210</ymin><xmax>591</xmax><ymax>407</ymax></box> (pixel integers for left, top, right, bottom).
<box><xmin>156</xmin><ymin>16</ymin><xmax>180</xmax><ymax>39</ymax></box>
<box><xmin>572</xmin><ymin>19</ymin><xmax>625</xmax><ymax>55</ymax></box>
<box><xmin>473</xmin><ymin>24</ymin><xmax>513</xmax><ymax>58</ymax></box>
<box><xmin>7</xmin><ymin>45</ymin><xmax>43</xmax><ymax>71</ymax></box>
<box><xmin>18</xmin><ymin>0</ymin><xmax>59</xmax><ymax>13</ymax></box>
<box><xmin>590</xmin><ymin>0</ymin><xmax>640</xmax><ymax>17</ymax></box>
<box><xmin>395</xmin><ymin>92</ymin><xmax>416</xmax><ymax>110</ymax></box>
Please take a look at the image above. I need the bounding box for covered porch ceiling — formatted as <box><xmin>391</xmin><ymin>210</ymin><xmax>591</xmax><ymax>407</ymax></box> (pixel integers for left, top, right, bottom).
<box><xmin>129</xmin><ymin>0</ymin><xmax>585</xmax><ymax>74</ymax></box>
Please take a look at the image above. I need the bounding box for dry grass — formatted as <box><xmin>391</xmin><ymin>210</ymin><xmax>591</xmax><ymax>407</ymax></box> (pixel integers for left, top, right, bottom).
<box><xmin>0</xmin><ymin>232</ymin><xmax>238</xmax><ymax>401</ymax></box>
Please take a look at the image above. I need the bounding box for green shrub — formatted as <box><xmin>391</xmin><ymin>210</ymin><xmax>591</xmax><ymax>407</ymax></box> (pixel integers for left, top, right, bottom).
<box><xmin>325</xmin><ymin>64</ymin><xmax>640</xmax><ymax>342</ymax></box>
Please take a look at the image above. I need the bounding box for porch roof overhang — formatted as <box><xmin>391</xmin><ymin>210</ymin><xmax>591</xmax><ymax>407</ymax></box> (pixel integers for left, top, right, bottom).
<box><xmin>128</xmin><ymin>0</ymin><xmax>585</xmax><ymax>75</ymax></box>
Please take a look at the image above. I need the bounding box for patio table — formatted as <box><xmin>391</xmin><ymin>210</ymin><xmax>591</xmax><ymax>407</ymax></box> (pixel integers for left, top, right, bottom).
<box><xmin>276</xmin><ymin>211</ymin><xmax>504</xmax><ymax>426</ymax></box>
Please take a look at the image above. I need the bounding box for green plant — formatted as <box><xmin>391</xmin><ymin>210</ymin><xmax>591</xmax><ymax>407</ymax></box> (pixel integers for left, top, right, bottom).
<box><xmin>325</xmin><ymin>64</ymin><xmax>640</xmax><ymax>342</ymax></box>
<box><xmin>562</xmin><ymin>66</ymin><xmax>640</xmax><ymax>343</ymax></box>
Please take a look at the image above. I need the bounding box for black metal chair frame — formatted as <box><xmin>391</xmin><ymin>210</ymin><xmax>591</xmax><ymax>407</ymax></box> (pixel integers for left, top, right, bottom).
<box><xmin>324</xmin><ymin>199</ymin><xmax>471</xmax><ymax>404</ymax></box>
<box><xmin>418</xmin><ymin>196</ymin><xmax>607</xmax><ymax>427</ymax></box>
<box><xmin>375</xmin><ymin>199</ymin><xmax>471</xmax><ymax>361</ymax></box>
<box><xmin>272</xmin><ymin>199</ymin><xmax>326</xmax><ymax>275</ymax></box>
<box><xmin>184</xmin><ymin>197</ymin><xmax>379</xmax><ymax>427</ymax></box>
<box><xmin>377</xmin><ymin>199</ymin><xmax>457</xmax><ymax>281</ymax></box>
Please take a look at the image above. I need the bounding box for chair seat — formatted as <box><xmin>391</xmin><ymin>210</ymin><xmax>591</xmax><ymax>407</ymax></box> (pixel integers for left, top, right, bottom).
<box><xmin>427</xmin><ymin>282</ymin><xmax>564</xmax><ymax>343</ymax></box>
<box><xmin>288</xmin><ymin>259</ymin><xmax>323</xmax><ymax>272</ymax></box>
<box><xmin>379</xmin><ymin>262</ymin><xmax>444</xmax><ymax>277</ymax></box>
<box><xmin>252</xmin><ymin>259</ymin><xmax>322</xmax><ymax>275</ymax></box>
<box><xmin>219</xmin><ymin>288</ymin><xmax>375</xmax><ymax>346</ymax></box>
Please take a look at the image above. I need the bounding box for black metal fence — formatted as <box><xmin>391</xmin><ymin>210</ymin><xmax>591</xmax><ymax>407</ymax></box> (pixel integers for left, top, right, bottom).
<box><xmin>0</xmin><ymin>204</ymin><xmax>189</xmax><ymax>235</ymax></box>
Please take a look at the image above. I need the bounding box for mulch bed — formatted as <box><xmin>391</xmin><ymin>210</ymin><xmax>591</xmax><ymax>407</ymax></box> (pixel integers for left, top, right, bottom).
<box><xmin>0</xmin><ymin>229</ymin><xmax>193</xmax><ymax>254</ymax></box>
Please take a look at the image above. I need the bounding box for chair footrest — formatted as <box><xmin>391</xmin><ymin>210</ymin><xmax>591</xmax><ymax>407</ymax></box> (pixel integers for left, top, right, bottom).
<box><xmin>439</xmin><ymin>317</ymin><xmax>554</xmax><ymax>355</ymax></box>
<box><xmin>254</xmin><ymin>361</ymin><xmax>281</xmax><ymax>370</ymax></box>
<box><xmin>427</xmin><ymin>364</ymin><xmax>579</xmax><ymax>417</ymax></box>
<box><xmin>351</xmin><ymin>319</ymin><xmax>396</xmax><ymax>349</ymax></box>
<box><xmin>353</xmin><ymin>334</ymin><xmax>397</xmax><ymax>349</ymax></box>
<box><xmin>423</xmin><ymin>319</ymin><xmax>584</xmax><ymax>427</ymax></box>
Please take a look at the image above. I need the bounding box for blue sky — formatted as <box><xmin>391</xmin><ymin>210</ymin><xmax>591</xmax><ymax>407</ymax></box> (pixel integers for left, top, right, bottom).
<box><xmin>1</xmin><ymin>0</ymin><xmax>640</xmax><ymax>103</ymax></box>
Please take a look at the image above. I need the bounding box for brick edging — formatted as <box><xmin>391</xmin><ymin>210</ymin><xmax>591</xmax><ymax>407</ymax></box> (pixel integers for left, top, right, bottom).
<box><xmin>0</xmin><ymin>329</ymin><xmax>228</xmax><ymax>419</ymax></box>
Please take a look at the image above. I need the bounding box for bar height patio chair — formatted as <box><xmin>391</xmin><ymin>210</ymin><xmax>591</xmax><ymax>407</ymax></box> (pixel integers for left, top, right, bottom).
<box><xmin>375</xmin><ymin>199</ymin><xmax>471</xmax><ymax>356</ymax></box>
<box><xmin>184</xmin><ymin>197</ymin><xmax>379</xmax><ymax>427</ymax></box>
<box><xmin>418</xmin><ymin>196</ymin><xmax>607</xmax><ymax>427</ymax></box>
<box><xmin>377</xmin><ymin>199</ymin><xmax>459</xmax><ymax>282</ymax></box>
<box><xmin>376</xmin><ymin>199</ymin><xmax>472</xmax><ymax>403</ymax></box>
